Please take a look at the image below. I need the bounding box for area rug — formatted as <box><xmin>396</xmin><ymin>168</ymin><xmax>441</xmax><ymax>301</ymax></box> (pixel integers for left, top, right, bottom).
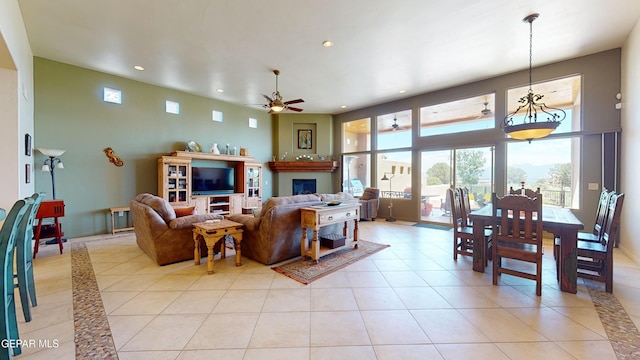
<box><xmin>272</xmin><ymin>240</ymin><xmax>390</xmax><ymax>284</ymax></box>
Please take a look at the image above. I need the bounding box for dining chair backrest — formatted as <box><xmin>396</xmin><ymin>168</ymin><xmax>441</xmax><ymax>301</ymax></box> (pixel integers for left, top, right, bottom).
<box><xmin>0</xmin><ymin>198</ymin><xmax>31</xmax><ymax>358</ymax></box>
<box><xmin>508</xmin><ymin>186</ymin><xmax>541</xmax><ymax>198</ymax></box>
<box><xmin>15</xmin><ymin>192</ymin><xmax>46</xmax><ymax>322</ymax></box>
<box><xmin>448</xmin><ymin>188</ymin><xmax>464</xmax><ymax>229</ymax></box>
<box><xmin>492</xmin><ymin>192</ymin><xmax>544</xmax><ymax>296</ymax></box>
<box><xmin>459</xmin><ymin>187</ymin><xmax>472</xmax><ymax>226</ymax></box>
<box><xmin>592</xmin><ymin>189</ymin><xmax>613</xmax><ymax>239</ymax></box>
<box><xmin>601</xmin><ymin>192</ymin><xmax>624</xmax><ymax>251</ymax></box>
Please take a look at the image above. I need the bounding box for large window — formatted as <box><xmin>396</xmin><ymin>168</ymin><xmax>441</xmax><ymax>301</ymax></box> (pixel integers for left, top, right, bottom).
<box><xmin>342</xmin><ymin>118</ymin><xmax>372</xmax><ymax>196</ymax></box>
<box><xmin>342</xmin><ymin>154</ymin><xmax>370</xmax><ymax>197</ymax></box>
<box><xmin>507</xmin><ymin>138</ymin><xmax>579</xmax><ymax>208</ymax></box>
<box><xmin>506</xmin><ymin>75</ymin><xmax>581</xmax><ymax>134</ymax></box>
<box><xmin>506</xmin><ymin>75</ymin><xmax>581</xmax><ymax>208</ymax></box>
<box><xmin>377</xmin><ymin>151</ymin><xmax>412</xmax><ymax>199</ymax></box>
<box><xmin>420</xmin><ymin>93</ymin><xmax>495</xmax><ymax>136</ymax></box>
<box><xmin>377</xmin><ymin>110</ymin><xmax>411</xmax><ymax>150</ymax></box>
<box><xmin>343</xmin><ymin>117</ymin><xmax>371</xmax><ymax>152</ymax></box>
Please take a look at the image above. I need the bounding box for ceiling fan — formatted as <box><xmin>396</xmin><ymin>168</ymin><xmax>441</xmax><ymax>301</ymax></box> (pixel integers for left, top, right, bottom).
<box><xmin>262</xmin><ymin>70</ymin><xmax>304</xmax><ymax>113</ymax></box>
<box><xmin>391</xmin><ymin>117</ymin><xmax>399</xmax><ymax>131</ymax></box>
<box><xmin>480</xmin><ymin>101</ymin><xmax>492</xmax><ymax>117</ymax></box>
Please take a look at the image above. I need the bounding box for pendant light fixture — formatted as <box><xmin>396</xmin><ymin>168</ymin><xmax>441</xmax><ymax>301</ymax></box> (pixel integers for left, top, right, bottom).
<box><xmin>501</xmin><ymin>13</ymin><xmax>566</xmax><ymax>143</ymax></box>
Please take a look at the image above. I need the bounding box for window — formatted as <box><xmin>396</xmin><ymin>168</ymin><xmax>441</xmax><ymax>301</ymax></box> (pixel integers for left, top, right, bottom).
<box><xmin>506</xmin><ymin>75</ymin><xmax>581</xmax><ymax>134</ymax></box>
<box><xmin>507</xmin><ymin>137</ymin><xmax>580</xmax><ymax>208</ymax></box>
<box><xmin>377</xmin><ymin>110</ymin><xmax>411</xmax><ymax>150</ymax></box>
<box><xmin>166</xmin><ymin>100</ymin><xmax>180</xmax><ymax>114</ymax></box>
<box><xmin>103</xmin><ymin>87</ymin><xmax>122</xmax><ymax>104</ymax></box>
<box><xmin>343</xmin><ymin>118</ymin><xmax>371</xmax><ymax>152</ymax></box>
<box><xmin>377</xmin><ymin>151</ymin><xmax>412</xmax><ymax>199</ymax></box>
<box><xmin>342</xmin><ymin>154</ymin><xmax>370</xmax><ymax>197</ymax></box>
<box><xmin>420</xmin><ymin>94</ymin><xmax>495</xmax><ymax>136</ymax></box>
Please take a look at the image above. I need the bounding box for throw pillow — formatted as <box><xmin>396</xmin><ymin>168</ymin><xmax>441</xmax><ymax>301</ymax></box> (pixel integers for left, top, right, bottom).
<box><xmin>174</xmin><ymin>206</ymin><xmax>196</xmax><ymax>217</ymax></box>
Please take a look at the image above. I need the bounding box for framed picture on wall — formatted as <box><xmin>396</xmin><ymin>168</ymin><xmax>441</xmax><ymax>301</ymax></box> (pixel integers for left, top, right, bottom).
<box><xmin>298</xmin><ymin>129</ymin><xmax>312</xmax><ymax>149</ymax></box>
<box><xmin>25</xmin><ymin>133</ymin><xmax>32</xmax><ymax>156</ymax></box>
<box><xmin>26</xmin><ymin>164</ymin><xmax>31</xmax><ymax>184</ymax></box>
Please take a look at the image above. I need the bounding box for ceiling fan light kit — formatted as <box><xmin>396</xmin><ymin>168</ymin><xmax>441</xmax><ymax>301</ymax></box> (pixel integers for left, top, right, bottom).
<box><xmin>501</xmin><ymin>13</ymin><xmax>566</xmax><ymax>143</ymax></box>
<box><xmin>263</xmin><ymin>70</ymin><xmax>304</xmax><ymax>113</ymax></box>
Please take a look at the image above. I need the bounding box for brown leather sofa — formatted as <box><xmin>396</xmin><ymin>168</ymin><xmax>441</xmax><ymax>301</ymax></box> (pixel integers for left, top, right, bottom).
<box><xmin>130</xmin><ymin>193</ymin><xmax>223</xmax><ymax>265</ymax></box>
<box><xmin>228</xmin><ymin>192</ymin><xmax>355</xmax><ymax>265</ymax></box>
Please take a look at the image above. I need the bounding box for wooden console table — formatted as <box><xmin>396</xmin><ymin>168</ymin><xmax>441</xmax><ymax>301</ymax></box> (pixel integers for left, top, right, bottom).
<box><xmin>300</xmin><ymin>202</ymin><xmax>360</xmax><ymax>264</ymax></box>
<box><xmin>192</xmin><ymin>219</ymin><xmax>243</xmax><ymax>274</ymax></box>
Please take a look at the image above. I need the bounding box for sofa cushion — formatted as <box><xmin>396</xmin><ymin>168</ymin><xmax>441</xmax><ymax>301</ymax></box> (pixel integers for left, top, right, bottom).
<box><xmin>168</xmin><ymin>213</ymin><xmax>224</xmax><ymax>230</ymax></box>
<box><xmin>174</xmin><ymin>206</ymin><xmax>196</xmax><ymax>217</ymax></box>
<box><xmin>360</xmin><ymin>187</ymin><xmax>380</xmax><ymax>200</ymax></box>
<box><xmin>260</xmin><ymin>194</ymin><xmax>321</xmax><ymax>219</ymax></box>
<box><xmin>134</xmin><ymin>193</ymin><xmax>176</xmax><ymax>223</ymax></box>
<box><xmin>319</xmin><ymin>192</ymin><xmax>354</xmax><ymax>202</ymax></box>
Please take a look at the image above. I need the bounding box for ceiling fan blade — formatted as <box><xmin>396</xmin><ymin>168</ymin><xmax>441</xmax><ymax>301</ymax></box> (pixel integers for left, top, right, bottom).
<box><xmin>287</xmin><ymin>106</ymin><xmax>304</xmax><ymax>112</ymax></box>
<box><xmin>284</xmin><ymin>98</ymin><xmax>304</xmax><ymax>105</ymax></box>
<box><xmin>262</xmin><ymin>94</ymin><xmax>273</xmax><ymax>102</ymax></box>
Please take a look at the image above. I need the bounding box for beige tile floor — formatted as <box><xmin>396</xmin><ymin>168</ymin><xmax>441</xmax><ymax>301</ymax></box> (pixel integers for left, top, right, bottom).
<box><xmin>13</xmin><ymin>220</ymin><xmax>640</xmax><ymax>359</ymax></box>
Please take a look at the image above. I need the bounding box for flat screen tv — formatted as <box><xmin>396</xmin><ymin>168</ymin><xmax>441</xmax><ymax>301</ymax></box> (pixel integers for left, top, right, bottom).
<box><xmin>192</xmin><ymin>167</ymin><xmax>235</xmax><ymax>194</ymax></box>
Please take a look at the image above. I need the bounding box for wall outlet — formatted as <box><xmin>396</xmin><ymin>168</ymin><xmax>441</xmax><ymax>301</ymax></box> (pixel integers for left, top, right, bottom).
<box><xmin>588</xmin><ymin>183</ymin><xmax>599</xmax><ymax>191</ymax></box>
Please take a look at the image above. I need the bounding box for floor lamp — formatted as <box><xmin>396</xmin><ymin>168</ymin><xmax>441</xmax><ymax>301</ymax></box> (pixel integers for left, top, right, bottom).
<box><xmin>380</xmin><ymin>172</ymin><xmax>396</xmax><ymax>222</ymax></box>
<box><xmin>37</xmin><ymin>148</ymin><xmax>65</xmax><ymax>199</ymax></box>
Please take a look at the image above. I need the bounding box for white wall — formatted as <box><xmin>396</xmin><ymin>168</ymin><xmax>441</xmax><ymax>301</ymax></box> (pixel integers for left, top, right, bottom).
<box><xmin>620</xmin><ymin>17</ymin><xmax>640</xmax><ymax>264</ymax></box>
<box><xmin>0</xmin><ymin>0</ymin><xmax>34</xmax><ymax>212</ymax></box>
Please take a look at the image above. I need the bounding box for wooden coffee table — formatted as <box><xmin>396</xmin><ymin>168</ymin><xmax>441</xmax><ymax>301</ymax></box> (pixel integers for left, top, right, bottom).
<box><xmin>192</xmin><ymin>219</ymin><xmax>243</xmax><ymax>274</ymax></box>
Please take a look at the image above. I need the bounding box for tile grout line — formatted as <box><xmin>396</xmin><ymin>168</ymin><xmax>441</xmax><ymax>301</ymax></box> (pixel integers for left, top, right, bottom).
<box><xmin>71</xmin><ymin>240</ymin><xmax>119</xmax><ymax>359</ymax></box>
<box><xmin>585</xmin><ymin>281</ymin><xmax>640</xmax><ymax>359</ymax></box>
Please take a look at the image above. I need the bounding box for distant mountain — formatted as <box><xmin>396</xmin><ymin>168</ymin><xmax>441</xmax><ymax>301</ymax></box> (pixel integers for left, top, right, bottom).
<box><xmin>478</xmin><ymin>163</ymin><xmax>553</xmax><ymax>183</ymax></box>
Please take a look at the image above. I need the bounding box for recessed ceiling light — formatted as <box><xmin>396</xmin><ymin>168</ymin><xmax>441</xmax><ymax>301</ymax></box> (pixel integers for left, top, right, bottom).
<box><xmin>134</xmin><ymin>65</ymin><xmax>144</xmax><ymax>71</ymax></box>
<box><xmin>216</xmin><ymin>89</ymin><xmax>224</xmax><ymax>93</ymax></box>
<box><xmin>322</xmin><ymin>40</ymin><xmax>334</xmax><ymax>48</ymax></box>
<box><xmin>399</xmin><ymin>89</ymin><xmax>406</xmax><ymax>94</ymax></box>
<box><xmin>340</xmin><ymin>105</ymin><xmax>347</xmax><ymax>109</ymax></box>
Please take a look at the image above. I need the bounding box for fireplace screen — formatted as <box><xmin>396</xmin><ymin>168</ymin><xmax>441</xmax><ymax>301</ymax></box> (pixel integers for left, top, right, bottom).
<box><xmin>293</xmin><ymin>179</ymin><xmax>316</xmax><ymax>195</ymax></box>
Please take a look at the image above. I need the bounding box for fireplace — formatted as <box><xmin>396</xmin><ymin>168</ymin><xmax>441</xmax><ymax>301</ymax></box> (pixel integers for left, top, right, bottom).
<box><xmin>293</xmin><ymin>179</ymin><xmax>316</xmax><ymax>195</ymax></box>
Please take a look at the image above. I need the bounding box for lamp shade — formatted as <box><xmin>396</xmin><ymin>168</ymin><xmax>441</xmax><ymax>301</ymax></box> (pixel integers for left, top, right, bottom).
<box><xmin>503</xmin><ymin>121</ymin><xmax>559</xmax><ymax>141</ymax></box>
<box><xmin>56</xmin><ymin>162</ymin><xmax>64</xmax><ymax>169</ymax></box>
<box><xmin>41</xmin><ymin>164</ymin><xmax>50</xmax><ymax>172</ymax></box>
<box><xmin>270</xmin><ymin>99</ymin><xmax>284</xmax><ymax>112</ymax></box>
<box><xmin>37</xmin><ymin>148</ymin><xmax>66</xmax><ymax>157</ymax></box>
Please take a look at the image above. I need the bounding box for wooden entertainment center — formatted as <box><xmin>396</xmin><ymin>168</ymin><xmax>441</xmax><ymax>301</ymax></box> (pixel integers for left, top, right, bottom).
<box><xmin>158</xmin><ymin>151</ymin><xmax>262</xmax><ymax>215</ymax></box>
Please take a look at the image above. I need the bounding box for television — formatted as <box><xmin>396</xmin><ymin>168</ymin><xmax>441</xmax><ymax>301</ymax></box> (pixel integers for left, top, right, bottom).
<box><xmin>192</xmin><ymin>166</ymin><xmax>235</xmax><ymax>194</ymax></box>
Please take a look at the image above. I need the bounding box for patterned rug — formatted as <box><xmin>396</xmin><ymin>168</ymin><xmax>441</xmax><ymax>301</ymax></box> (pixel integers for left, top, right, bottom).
<box><xmin>272</xmin><ymin>240</ymin><xmax>390</xmax><ymax>284</ymax></box>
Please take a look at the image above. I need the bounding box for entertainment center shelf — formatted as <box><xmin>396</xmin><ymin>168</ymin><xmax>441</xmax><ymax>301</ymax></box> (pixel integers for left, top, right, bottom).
<box><xmin>158</xmin><ymin>151</ymin><xmax>262</xmax><ymax>213</ymax></box>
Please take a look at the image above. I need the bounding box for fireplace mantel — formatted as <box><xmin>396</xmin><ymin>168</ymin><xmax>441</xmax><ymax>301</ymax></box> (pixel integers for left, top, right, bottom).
<box><xmin>267</xmin><ymin>161</ymin><xmax>339</xmax><ymax>173</ymax></box>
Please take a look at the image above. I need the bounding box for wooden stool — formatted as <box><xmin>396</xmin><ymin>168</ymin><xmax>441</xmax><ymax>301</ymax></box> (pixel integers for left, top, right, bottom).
<box><xmin>109</xmin><ymin>206</ymin><xmax>134</xmax><ymax>235</ymax></box>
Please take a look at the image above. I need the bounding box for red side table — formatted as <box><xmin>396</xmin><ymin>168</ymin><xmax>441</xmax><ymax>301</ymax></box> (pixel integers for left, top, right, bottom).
<box><xmin>33</xmin><ymin>199</ymin><xmax>65</xmax><ymax>258</ymax></box>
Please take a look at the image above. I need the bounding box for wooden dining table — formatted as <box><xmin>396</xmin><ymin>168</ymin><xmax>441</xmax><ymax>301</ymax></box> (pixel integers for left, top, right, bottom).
<box><xmin>468</xmin><ymin>204</ymin><xmax>584</xmax><ymax>293</ymax></box>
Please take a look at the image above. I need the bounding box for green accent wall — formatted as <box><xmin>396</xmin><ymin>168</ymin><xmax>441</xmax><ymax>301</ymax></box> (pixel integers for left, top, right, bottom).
<box><xmin>34</xmin><ymin>57</ymin><xmax>275</xmax><ymax>237</ymax></box>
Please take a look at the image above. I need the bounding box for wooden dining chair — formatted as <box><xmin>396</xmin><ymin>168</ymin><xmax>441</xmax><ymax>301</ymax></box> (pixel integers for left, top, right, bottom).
<box><xmin>449</xmin><ymin>188</ymin><xmax>491</xmax><ymax>262</ymax></box>
<box><xmin>0</xmin><ymin>198</ymin><xmax>30</xmax><ymax>358</ymax></box>
<box><xmin>459</xmin><ymin>187</ymin><xmax>472</xmax><ymax>226</ymax></box>
<box><xmin>578</xmin><ymin>189</ymin><xmax>612</xmax><ymax>243</ymax></box>
<box><xmin>15</xmin><ymin>192</ymin><xmax>45</xmax><ymax>322</ymax></box>
<box><xmin>509</xmin><ymin>184</ymin><xmax>541</xmax><ymax>198</ymax></box>
<box><xmin>492</xmin><ymin>192</ymin><xmax>544</xmax><ymax>296</ymax></box>
<box><xmin>574</xmin><ymin>192</ymin><xmax>624</xmax><ymax>293</ymax></box>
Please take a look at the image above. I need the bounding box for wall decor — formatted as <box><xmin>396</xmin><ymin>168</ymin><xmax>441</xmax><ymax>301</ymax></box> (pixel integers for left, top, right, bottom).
<box><xmin>104</xmin><ymin>147</ymin><xmax>124</xmax><ymax>167</ymax></box>
<box><xmin>25</xmin><ymin>164</ymin><xmax>31</xmax><ymax>183</ymax></box>
<box><xmin>25</xmin><ymin>133</ymin><xmax>32</xmax><ymax>156</ymax></box>
<box><xmin>298</xmin><ymin>129</ymin><xmax>312</xmax><ymax>149</ymax></box>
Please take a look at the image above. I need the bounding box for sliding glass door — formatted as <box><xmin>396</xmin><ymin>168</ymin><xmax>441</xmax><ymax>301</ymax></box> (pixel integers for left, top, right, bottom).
<box><xmin>420</xmin><ymin>146</ymin><xmax>494</xmax><ymax>224</ymax></box>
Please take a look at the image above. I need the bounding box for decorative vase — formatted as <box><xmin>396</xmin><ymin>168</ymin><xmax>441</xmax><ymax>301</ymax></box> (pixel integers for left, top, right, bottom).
<box><xmin>210</xmin><ymin>143</ymin><xmax>220</xmax><ymax>154</ymax></box>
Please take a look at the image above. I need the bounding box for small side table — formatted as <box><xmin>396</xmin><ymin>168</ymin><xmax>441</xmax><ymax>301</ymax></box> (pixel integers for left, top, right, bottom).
<box><xmin>193</xmin><ymin>219</ymin><xmax>243</xmax><ymax>274</ymax></box>
<box><xmin>109</xmin><ymin>206</ymin><xmax>134</xmax><ymax>235</ymax></box>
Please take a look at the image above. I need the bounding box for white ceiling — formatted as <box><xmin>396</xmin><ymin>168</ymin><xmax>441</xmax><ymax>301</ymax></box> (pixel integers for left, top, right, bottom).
<box><xmin>18</xmin><ymin>0</ymin><xmax>640</xmax><ymax>114</ymax></box>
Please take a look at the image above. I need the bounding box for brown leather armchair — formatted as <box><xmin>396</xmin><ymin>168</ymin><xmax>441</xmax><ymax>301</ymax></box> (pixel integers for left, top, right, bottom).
<box><xmin>130</xmin><ymin>193</ymin><xmax>223</xmax><ymax>265</ymax></box>
<box><xmin>359</xmin><ymin>187</ymin><xmax>380</xmax><ymax>221</ymax></box>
